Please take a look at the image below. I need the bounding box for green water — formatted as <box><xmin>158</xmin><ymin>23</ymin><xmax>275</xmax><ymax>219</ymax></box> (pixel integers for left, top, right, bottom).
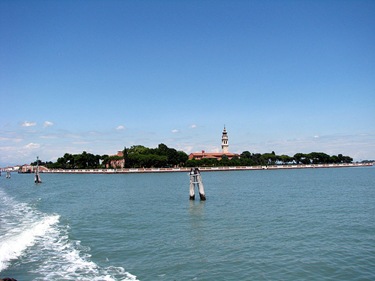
<box><xmin>1</xmin><ymin>167</ymin><xmax>374</xmax><ymax>280</ymax></box>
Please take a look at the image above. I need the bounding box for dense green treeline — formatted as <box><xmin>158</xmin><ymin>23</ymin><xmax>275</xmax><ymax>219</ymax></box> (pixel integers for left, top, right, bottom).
<box><xmin>39</xmin><ymin>143</ymin><xmax>188</xmax><ymax>169</ymax></box>
<box><xmin>187</xmin><ymin>151</ymin><xmax>353</xmax><ymax>167</ymax></box>
<box><xmin>123</xmin><ymin>143</ymin><xmax>188</xmax><ymax>168</ymax></box>
<box><xmin>35</xmin><ymin>143</ymin><xmax>353</xmax><ymax>169</ymax></box>
<box><xmin>37</xmin><ymin>151</ymin><xmax>103</xmax><ymax>169</ymax></box>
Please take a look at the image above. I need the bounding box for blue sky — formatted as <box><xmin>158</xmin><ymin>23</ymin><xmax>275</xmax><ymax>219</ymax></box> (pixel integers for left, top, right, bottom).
<box><xmin>0</xmin><ymin>0</ymin><xmax>374</xmax><ymax>166</ymax></box>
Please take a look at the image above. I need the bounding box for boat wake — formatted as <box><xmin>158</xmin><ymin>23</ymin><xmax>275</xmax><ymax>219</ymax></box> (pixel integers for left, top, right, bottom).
<box><xmin>0</xmin><ymin>189</ymin><xmax>138</xmax><ymax>280</ymax></box>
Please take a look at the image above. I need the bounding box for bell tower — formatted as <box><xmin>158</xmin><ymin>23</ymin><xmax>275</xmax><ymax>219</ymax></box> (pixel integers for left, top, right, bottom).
<box><xmin>221</xmin><ymin>126</ymin><xmax>229</xmax><ymax>153</ymax></box>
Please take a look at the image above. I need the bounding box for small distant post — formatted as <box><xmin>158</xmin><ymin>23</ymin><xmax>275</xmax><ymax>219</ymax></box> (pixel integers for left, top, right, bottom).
<box><xmin>34</xmin><ymin>156</ymin><xmax>42</xmax><ymax>184</ymax></box>
<box><xmin>189</xmin><ymin>167</ymin><xmax>206</xmax><ymax>201</ymax></box>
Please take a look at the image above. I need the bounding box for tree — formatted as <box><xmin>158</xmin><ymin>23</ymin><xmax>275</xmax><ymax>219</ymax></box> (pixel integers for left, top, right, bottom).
<box><xmin>123</xmin><ymin>147</ymin><xmax>129</xmax><ymax>168</ymax></box>
<box><xmin>157</xmin><ymin>143</ymin><xmax>169</xmax><ymax>155</ymax></box>
<box><xmin>186</xmin><ymin>159</ymin><xmax>199</xmax><ymax>167</ymax></box>
<box><xmin>309</xmin><ymin>152</ymin><xmax>330</xmax><ymax>164</ymax></box>
<box><xmin>261</xmin><ymin>153</ymin><xmax>276</xmax><ymax>165</ymax></box>
<box><xmin>101</xmin><ymin>154</ymin><xmax>110</xmax><ymax>167</ymax></box>
<box><xmin>230</xmin><ymin>156</ymin><xmax>241</xmax><ymax>166</ymax></box>
<box><xmin>252</xmin><ymin>153</ymin><xmax>264</xmax><ymax>165</ymax></box>
<box><xmin>240</xmin><ymin>151</ymin><xmax>251</xmax><ymax>159</ymax></box>
<box><xmin>177</xmin><ymin>151</ymin><xmax>188</xmax><ymax>166</ymax></box>
<box><xmin>294</xmin><ymin>153</ymin><xmax>310</xmax><ymax>164</ymax></box>
<box><xmin>220</xmin><ymin>155</ymin><xmax>230</xmax><ymax>166</ymax></box>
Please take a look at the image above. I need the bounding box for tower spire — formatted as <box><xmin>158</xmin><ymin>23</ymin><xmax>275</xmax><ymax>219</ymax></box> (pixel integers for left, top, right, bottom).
<box><xmin>221</xmin><ymin>126</ymin><xmax>229</xmax><ymax>153</ymax></box>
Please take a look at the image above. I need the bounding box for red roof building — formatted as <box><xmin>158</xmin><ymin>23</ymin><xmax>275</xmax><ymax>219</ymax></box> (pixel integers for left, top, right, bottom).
<box><xmin>106</xmin><ymin>151</ymin><xmax>125</xmax><ymax>169</ymax></box>
<box><xmin>188</xmin><ymin>151</ymin><xmax>237</xmax><ymax>160</ymax></box>
<box><xmin>188</xmin><ymin>126</ymin><xmax>238</xmax><ymax>160</ymax></box>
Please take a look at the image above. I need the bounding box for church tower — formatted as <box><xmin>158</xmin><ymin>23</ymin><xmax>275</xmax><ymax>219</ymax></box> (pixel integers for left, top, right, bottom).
<box><xmin>221</xmin><ymin>126</ymin><xmax>229</xmax><ymax>153</ymax></box>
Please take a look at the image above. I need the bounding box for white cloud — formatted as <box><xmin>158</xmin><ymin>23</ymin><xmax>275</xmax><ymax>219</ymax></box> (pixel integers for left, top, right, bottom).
<box><xmin>43</xmin><ymin>121</ymin><xmax>54</xmax><ymax>127</ymax></box>
<box><xmin>171</xmin><ymin>129</ymin><xmax>179</xmax><ymax>133</ymax></box>
<box><xmin>22</xmin><ymin>121</ymin><xmax>36</xmax><ymax>127</ymax></box>
<box><xmin>190</xmin><ymin>124</ymin><xmax>197</xmax><ymax>129</ymax></box>
<box><xmin>116</xmin><ymin>125</ymin><xmax>125</xmax><ymax>130</ymax></box>
<box><xmin>24</xmin><ymin>143</ymin><xmax>40</xmax><ymax>149</ymax></box>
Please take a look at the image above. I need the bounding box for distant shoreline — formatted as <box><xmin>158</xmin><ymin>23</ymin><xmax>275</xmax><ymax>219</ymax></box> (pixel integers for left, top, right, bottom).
<box><xmin>38</xmin><ymin>162</ymin><xmax>373</xmax><ymax>174</ymax></box>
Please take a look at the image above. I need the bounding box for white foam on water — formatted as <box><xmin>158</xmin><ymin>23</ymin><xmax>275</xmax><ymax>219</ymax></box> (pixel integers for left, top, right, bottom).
<box><xmin>32</xmin><ymin>226</ymin><xmax>139</xmax><ymax>281</ymax></box>
<box><xmin>0</xmin><ymin>190</ymin><xmax>56</xmax><ymax>272</ymax></box>
<box><xmin>0</xmin><ymin>189</ymin><xmax>138</xmax><ymax>280</ymax></box>
<box><xmin>30</xmin><ymin>223</ymin><xmax>139</xmax><ymax>281</ymax></box>
<box><xmin>0</xmin><ymin>214</ymin><xmax>59</xmax><ymax>271</ymax></box>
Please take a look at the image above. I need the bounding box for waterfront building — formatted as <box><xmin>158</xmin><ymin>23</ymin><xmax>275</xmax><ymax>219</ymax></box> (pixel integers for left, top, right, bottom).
<box><xmin>188</xmin><ymin>126</ymin><xmax>237</xmax><ymax>160</ymax></box>
<box><xmin>20</xmin><ymin>164</ymin><xmax>48</xmax><ymax>173</ymax></box>
<box><xmin>106</xmin><ymin>151</ymin><xmax>125</xmax><ymax>169</ymax></box>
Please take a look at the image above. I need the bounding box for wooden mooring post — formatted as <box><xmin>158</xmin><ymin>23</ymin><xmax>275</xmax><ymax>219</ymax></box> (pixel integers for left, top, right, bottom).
<box><xmin>34</xmin><ymin>156</ymin><xmax>42</xmax><ymax>183</ymax></box>
<box><xmin>189</xmin><ymin>168</ymin><xmax>206</xmax><ymax>201</ymax></box>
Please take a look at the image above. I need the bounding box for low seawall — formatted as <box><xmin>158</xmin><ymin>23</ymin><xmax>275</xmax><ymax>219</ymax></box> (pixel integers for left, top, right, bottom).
<box><xmin>42</xmin><ymin>163</ymin><xmax>373</xmax><ymax>174</ymax></box>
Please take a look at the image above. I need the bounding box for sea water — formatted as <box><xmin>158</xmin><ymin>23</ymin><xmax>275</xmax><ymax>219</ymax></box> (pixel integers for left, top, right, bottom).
<box><xmin>1</xmin><ymin>167</ymin><xmax>374</xmax><ymax>280</ymax></box>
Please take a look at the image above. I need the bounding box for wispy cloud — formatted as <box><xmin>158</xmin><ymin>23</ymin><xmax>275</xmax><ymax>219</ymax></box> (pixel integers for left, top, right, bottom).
<box><xmin>72</xmin><ymin>141</ymin><xmax>90</xmax><ymax>145</ymax></box>
<box><xmin>171</xmin><ymin>129</ymin><xmax>179</xmax><ymax>133</ymax></box>
<box><xmin>22</xmin><ymin>121</ymin><xmax>36</xmax><ymax>127</ymax></box>
<box><xmin>24</xmin><ymin>143</ymin><xmax>40</xmax><ymax>149</ymax></box>
<box><xmin>40</xmin><ymin>134</ymin><xmax>58</xmax><ymax>139</ymax></box>
<box><xmin>190</xmin><ymin>124</ymin><xmax>197</xmax><ymax>129</ymax></box>
<box><xmin>0</xmin><ymin>137</ymin><xmax>23</xmax><ymax>142</ymax></box>
<box><xmin>179</xmin><ymin>145</ymin><xmax>194</xmax><ymax>153</ymax></box>
<box><xmin>43</xmin><ymin>121</ymin><xmax>54</xmax><ymax>127</ymax></box>
<box><xmin>116</xmin><ymin>125</ymin><xmax>125</xmax><ymax>130</ymax></box>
